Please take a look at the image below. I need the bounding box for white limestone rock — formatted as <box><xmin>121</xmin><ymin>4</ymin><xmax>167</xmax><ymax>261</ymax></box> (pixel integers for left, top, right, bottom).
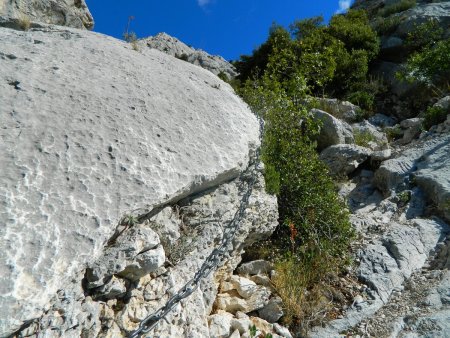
<box><xmin>0</xmin><ymin>24</ymin><xmax>262</xmax><ymax>336</ymax></box>
<box><xmin>320</xmin><ymin>144</ymin><xmax>372</xmax><ymax>176</ymax></box>
<box><xmin>237</xmin><ymin>260</ymin><xmax>273</xmax><ymax>276</ymax></box>
<box><xmin>208</xmin><ymin>312</ymin><xmax>234</xmax><ymax>338</ymax></box>
<box><xmin>141</xmin><ymin>32</ymin><xmax>238</xmax><ymax>79</ymax></box>
<box><xmin>0</xmin><ymin>0</ymin><xmax>94</xmax><ymax>30</ymax></box>
<box><xmin>311</xmin><ymin>109</ymin><xmax>355</xmax><ymax>151</ymax></box>
<box><xmin>374</xmin><ymin>133</ymin><xmax>450</xmax><ymax>207</ymax></box>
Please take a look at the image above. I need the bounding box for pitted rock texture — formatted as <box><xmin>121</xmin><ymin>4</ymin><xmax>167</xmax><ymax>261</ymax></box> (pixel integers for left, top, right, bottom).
<box><xmin>140</xmin><ymin>32</ymin><xmax>238</xmax><ymax>79</ymax></box>
<box><xmin>0</xmin><ymin>0</ymin><xmax>94</xmax><ymax>30</ymax></box>
<box><xmin>10</xmin><ymin>164</ymin><xmax>278</xmax><ymax>337</ymax></box>
<box><xmin>0</xmin><ymin>25</ymin><xmax>261</xmax><ymax>336</ymax></box>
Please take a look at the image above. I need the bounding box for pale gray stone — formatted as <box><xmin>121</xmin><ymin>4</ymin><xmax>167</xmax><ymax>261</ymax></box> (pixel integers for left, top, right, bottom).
<box><xmin>237</xmin><ymin>260</ymin><xmax>273</xmax><ymax>276</ymax></box>
<box><xmin>311</xmin><ymin>109</ymin><xmax>355</xmax><ymax>151</ymax></box>
<box><xmin>258</xmin><ymin>297</ymin><xmax>284</xmax><ymax>323</ymax></box>
<box><xmin>314</xmin><ymin>97</ymin><xmax>362</xmax><ymax>122</ymax></box>
<box><xmin>352</xmin><ymin>120</ymin><xmax>388</xmax><ymax>150</ymax></box>
<box><xmin>208</xmin><ymin>312</ymin><xmax>234</xmax><ymax>338</ymax></box>
<box><xmin>273</xmin><ymin>323</ymin><xmax>293</xmax><ymax>338</ymax></box>
<box><xmin>320</xmin><ymin>144</ymin><xmax>372</xmax><ymax>176</ymax></box>
<box><xmin>141</xmin><ymin>32</ymin><xmax>238</xmax><ymax>79</ymax></box>
<box><xmin>0</xmin><ymin>0</ymin><xmax>94</xmax><ymax>30</ymax></box>
<box><xmin>0</xmin><ymin>24</ymin><xmax>263</xmax><ymax>336</ymax></box>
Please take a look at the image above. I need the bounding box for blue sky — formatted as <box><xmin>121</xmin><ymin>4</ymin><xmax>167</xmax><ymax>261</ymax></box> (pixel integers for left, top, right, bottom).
<box><xmin>85</xmin><ymin>1</ymin><xmax>353</xmax><ymax>61</ymax></box>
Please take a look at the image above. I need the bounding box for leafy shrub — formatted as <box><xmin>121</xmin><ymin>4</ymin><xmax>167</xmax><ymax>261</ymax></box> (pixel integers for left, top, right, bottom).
<box><xmin>378</xmin><ymin>0</ymin><xmax>416</xmax><ymax>17</ymax></box>
<box><xmin>400</xmin><ymin>39</ymin><xmax>450</xmax><ymax>85</ymax></box>
<box><xmin>423</xmin><ymin>105</ymin><xmax>448</xmax><ymax>130</ymax></box>
<box><xmin>235</xmin><ymin>10</ymin><xmax>379</xmax><ymax>102</ymax></box>
<box><xmin>405</xmin><ymin>19</ymin><xmax>444</xmax><ymax>50</ymax></box>
<box><xmin>328</xmin><ymin>9</ymin><xmax>380</xmax><ymax>60</ymax></box>
<box><xmin>353</xmin><ymin>130</ymin><xmax>376</xmax><ymax>147</ymax></box>
<box><xmin>217</xmin><ymin>71</ymin><xmax>229</xmax><ymax>82</ymax></box>
<box><xmin>372</xmin><ymin>15</ymin><xmax>402</xmax><ymax>35</ymax></box>
<box><xmin>240</xmin><ymin>58</ymin><xmax>353</xmax><ymax>330</ymax></box>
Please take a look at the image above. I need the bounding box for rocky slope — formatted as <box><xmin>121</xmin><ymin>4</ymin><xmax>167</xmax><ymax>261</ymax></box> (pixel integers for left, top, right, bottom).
<box><xmin>140</xmin><ymin>32</ymin><xmax>238</xmax><ymax>80</ymax></box>
<box><xmin>308</xmin><ymin>98</ymin><xmax>450</xmax><ymax>337</ymax></box>
<box><xmin>0</xmin><ymin>0</ymin><xmax>94</xmax><ymax>30</ymax></box>
<box><xmin>0</xmin><ymin>23</ymin><xmax>279</xmax><ymax>337</ymax></box>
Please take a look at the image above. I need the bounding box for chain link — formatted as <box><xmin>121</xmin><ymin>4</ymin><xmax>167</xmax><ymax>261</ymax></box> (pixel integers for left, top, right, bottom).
<box><xmin>128</xmin><ymin>117</ymin><xmax>264</xmax><ymax>338</ymax></box>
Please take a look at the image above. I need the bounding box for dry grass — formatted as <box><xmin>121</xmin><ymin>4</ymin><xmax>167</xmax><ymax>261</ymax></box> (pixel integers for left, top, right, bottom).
<box><xmin>272</xmin><ymin>253</ymin><xmax>349</xmax><ymax>335</ymax></box>
<box><xmin>18</xmin><ymin>14</ymin><xmax>31</xmax><ymax>31</ymax></box>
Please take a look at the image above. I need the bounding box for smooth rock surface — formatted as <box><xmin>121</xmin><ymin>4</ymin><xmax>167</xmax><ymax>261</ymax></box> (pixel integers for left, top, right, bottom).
<box><xmin>311</xmin><ymin>109</ymin><xmax>355</xmax><ymax>151</ymax></box>
<box><xmin>0</xmin><ymin>0</ymin><xmax>94</xmax><ymax>30</ymax></box>
<box><xmin>0</xmin><ymin>25</ymin><xmax>261</xmax><ymax>336</ymax></box>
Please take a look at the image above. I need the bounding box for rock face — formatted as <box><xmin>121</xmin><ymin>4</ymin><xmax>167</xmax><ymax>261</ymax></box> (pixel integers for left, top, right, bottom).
<box><xmin>374</xmin><ymin>133</ymin><xmax>450</xmax><ymax>222</ymax></box>
<box><xmin>0</xmin><ymin>0</ymin><xmax>94</xmax><ymax>30</ymax></box>
<box><xmin>311</xmin><ymin>111</ymin><xmax>450</xmax><ymax>337</ymax></box>
<box><xmin>140</xmin><ymin>32</ymin><xmax>238</xmax><ymax>79</ymax></box>
<box><xmin>0</xmin><ymin>24</ymin><xmax>278</xmax><ymax>337</ymax></box>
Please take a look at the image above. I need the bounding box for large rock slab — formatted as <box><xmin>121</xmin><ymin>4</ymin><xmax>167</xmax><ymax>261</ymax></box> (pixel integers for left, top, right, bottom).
<box><xmin>0</xmin><ymin>25</ymin><xmax>260</xmax><ymax>336</ymax></box>
<box><xmin>141</xmin><ymin>32</ymin><xmax>238</xmax><ymax>79</ymax></box>
<box><xmin>374</xmin><ymin>133</ymin><xmax>450</xmax><ymax>221</ymax></box>
<box><xmin>0</xmin><ymin>0</ymin><xmax>94</xmax><ymax>30</ymax></box>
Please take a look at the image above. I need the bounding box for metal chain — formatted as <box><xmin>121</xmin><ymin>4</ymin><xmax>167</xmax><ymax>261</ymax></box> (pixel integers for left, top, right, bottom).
<box><xmin>128</xmin><ymin>117</ymin><xmax>264</xmax><ymax>338</ymax></box>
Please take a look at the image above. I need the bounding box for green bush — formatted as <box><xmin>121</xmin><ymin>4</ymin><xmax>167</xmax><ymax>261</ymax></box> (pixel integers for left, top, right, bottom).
<box><xmin>328</xmin><ymin>9</ymin><xmax>380</xmax><ymax>60</ymax></box>
<box><xmin>423</xmin><ymin>105</ymin><xmax>448</xmax><ymax>130</ymax></box>
<box><xmin>235</xmin><ymin>10</ymin><xmax>379</xmax><ymax>101</ymax></box>
<box><xmin>217</xmin><ymin>71</ymin><xmax>229</xmax><ymax>82</ymax></box>
<box><xmin>240</xmin><ymin>58</ymin><xmax>353</xmax><ymax>264</ymax></box>
<box><xmin>353</xmin><ymin>130</ymin><xmax>376</xmax><ymax>147</ymax></box>
<box><xmin>378</xmin><ymin>0</ymin><xmax>416</xmax><ymax>17</ymax></box>
<box><xmin>372</xmin><ymin>15</ymin><xmax>402</xmax><ymax>35</ymax></box>
<box><xmin>401</xmin><ymin>39</ymin><xmax>450</xmax><ymax>85</ymax></box>
<box><xmin>405</xmin><ymin>19</ymin><xmax>444</xmax><ymax>50</ymax></box>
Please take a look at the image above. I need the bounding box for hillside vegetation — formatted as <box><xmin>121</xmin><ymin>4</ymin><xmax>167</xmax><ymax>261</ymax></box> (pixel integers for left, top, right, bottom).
<box><xmin>231</xmin><ymin>6</ymin><xmax>450</xmax><ymax>334</ymax></box>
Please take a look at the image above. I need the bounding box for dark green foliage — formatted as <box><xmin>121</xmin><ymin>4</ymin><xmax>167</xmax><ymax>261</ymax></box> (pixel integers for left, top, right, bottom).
<box><xmin>240</xmin><ymin>66</ymin><xmax>353</xmax><ymax>268</ymax></box>
<box><xmin>235</xmin><ymin>9</ymin><xmax>379</xmax><ymax>105</ymax></box>
<box><xmin>405</xmin><ymin>19</ymin><xmax>444</xmax><ymax>50</ymax></box>
<box><xmin>290</xmin><ymin>16</ymin><xmax>324</xmax><ymax>40</ymax></box>
<box><xmin>328</xmin><ymin>9</ymin><xmax>379</xmax><ymax>60</ymax></box>
<box><xmin>400</xmin><ymin>39</ymin><xmax>450</xmax><ymax>85</ymax></box>
<box><xmin>234</xmin><ymin>24</ymin><xmax>292</xmax><ymax>82</ymax></box>
<box><xmin>378</xmin><ymin>0</ymin><xmax>416</xmax><ymax>17</ymax></box>
<box><xmin>217</xmin><ymin>71</ymin><xmax>229</xmax><ymax>82</ymax></box>
<box><xmin>423</xmin><ymin>105</ymin><xmax>448</xmax><ymax>130</ymax></box>
<box><xmin>371</xmin><ymin>15</ymin><xmax>402</xmax><ymax>35</ymax></box>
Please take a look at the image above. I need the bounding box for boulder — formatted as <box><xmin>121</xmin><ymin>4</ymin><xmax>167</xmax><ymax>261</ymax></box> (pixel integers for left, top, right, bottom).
<box><xmin>0</xmin><ymin>0</ymin><xmax>94</xmax><ymax>30</ymax></box>
<box><xmin>314</xmin><ymin>98</ymin><xmax>362</xmax><ymax>122</ymax></box>
<box><xmin>320</xmin><ymin>144</ymin><xmax>372</xmax><ymax>176</ymax></box>
<box><xmin>258</xmin><ymin>297</ymin><xmax>284</xmax><ymax>323</ymax></box>
<box><xmin>311</xmin><ymin>109</ymin><xmax>355</xmax><ymax>151</ymax></box>
<box><xmin>141</xmin><ymin>32</ymin><xmax>238</xmax><ymax>79</ymax></box>
<box><xmin>237</xmin><ymin>260</ymin><xmax>273</xmax><ymax>276</ymax></box>
<box><xmin>352</xmin><ymin>120</ymin><xmax>388</xmax><ymax>150</ymax></box>
<box><xmin>0</xmin><ymin>24</ymin><xmax>271</xmax><ymax>336</ymax></box>
<box><xmin>208</xmin><ymin>312</ymin><xmax>234</xmax><ymax>338</ymax></box>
